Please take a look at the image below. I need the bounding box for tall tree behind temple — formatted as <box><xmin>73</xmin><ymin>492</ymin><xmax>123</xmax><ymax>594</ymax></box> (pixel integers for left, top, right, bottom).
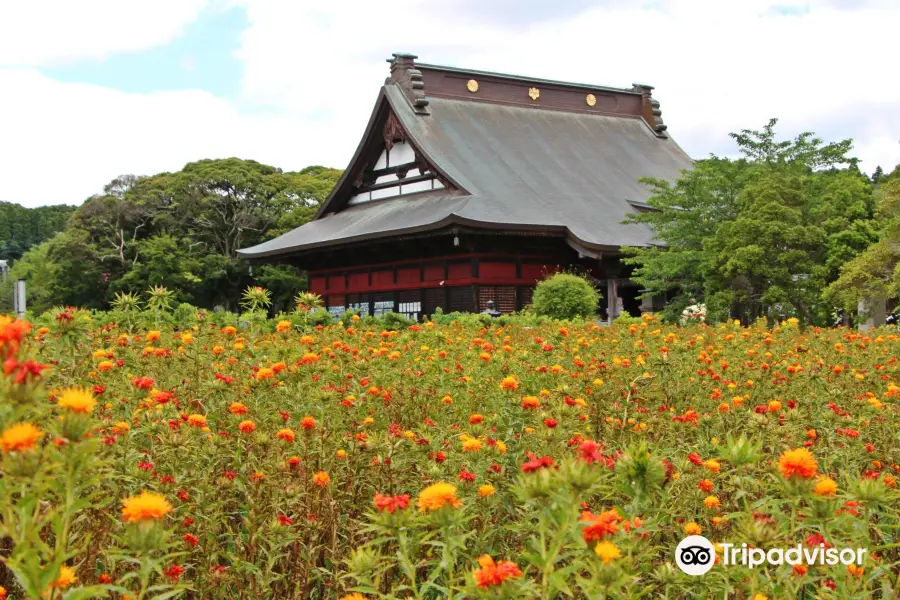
<box><xmin>7</xmin><ymin>159</ymin><xmax>342</xmax><ymax>312</ymax></box>
<box><xmin>0</xmin><ymin>202</ymin><xmax>77</xmax><ymax>261</ymax></box>
<box><xmin>622</xmin><ymin>119</ymin><xmax>878</xmax><ymax>325</ymax></box>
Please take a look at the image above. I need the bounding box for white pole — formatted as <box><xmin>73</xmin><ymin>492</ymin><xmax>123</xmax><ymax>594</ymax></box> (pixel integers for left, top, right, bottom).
<box><xmin>14</xmin><ymin>279</ymin><xmax>26</xmax><ymax>319</ymax></box>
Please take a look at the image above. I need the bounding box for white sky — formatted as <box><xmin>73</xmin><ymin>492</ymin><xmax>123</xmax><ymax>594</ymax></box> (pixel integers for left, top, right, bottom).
<box><xmin>1</xmin><ymin>0</ymin><xmax>899</xmax><ymax>207</ymax></box>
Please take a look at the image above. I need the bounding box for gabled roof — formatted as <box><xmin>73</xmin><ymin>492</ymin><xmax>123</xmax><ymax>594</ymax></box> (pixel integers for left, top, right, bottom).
<box><xmin>238</xmin><ymin>53</ymin><xmax>693</xmax><ymax>260</ymax></box>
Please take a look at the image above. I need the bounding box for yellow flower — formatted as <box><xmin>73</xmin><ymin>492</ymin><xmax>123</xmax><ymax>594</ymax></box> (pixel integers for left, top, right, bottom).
<box><xmin>0</xmin><ymin>422</ymin><xmax>43</xmax><ymax>453</ymax></box>
<box><xmin>180</xmin><ymin>332</ymin><xmax>193</xmax><ymax>345</ymax></box>
<box><xmin>478</xmin><ymin>484</ymin><xmax>496</xmax><ymax>498</ymax></box>
<box><xmin>496</xmin><ymin>440</ymin><xmax>507</xmax><ymax>454</ymax></box>
<box><xmin>752</xmin><ymin>595</ymin><xmax>768</xmax><ymax>600</ymax></box>
<box><xmin>594</xmin><ymin>541</ymin><xmax>621</xmax><ymax>564</ymax></box>
<box><xmin>336</xmin><ymin>449</ymin><xmax>347</xmax><ymax>459</ymax></box>
<box><xmin>276</xmin><ymin>320</ymin><xmax>291</xmax><ymax>333</ymax></box>
<box><xmin>52</xmin><ymin>565</ymin><xmax>77</xmax><ymax>589</ymax></box>
<box><xmin>417</xmin><ymin>482</ymin><xmax>462</xmax><ymax>512</ymax></box>
<box><xmin>339</xmin><ymin>594</ymin><xmax>367</xmax><ymax>600</ymax></box>
<box><xmin>813</xmin><ymin>476</ymin><xmax>838</xmax><ymax>497</ymax></box>
<box><xmin>684</xmin><ymin>522</ymin><xmax>702</xmax><ymax>535</ymax></box>
<box><xmin>121</xmin><ymin>491</ymin><xmax>173</xmax><ymax>523</ymax></box>
<box><xmin>460</xmin><ymin>435</ymin><xmax>482</xmax><ymax>452</ymax></box>
<box><xmin>57</xmin><ymin>387</ymin><xmax>97</xmax><ymax>414</ymax></box>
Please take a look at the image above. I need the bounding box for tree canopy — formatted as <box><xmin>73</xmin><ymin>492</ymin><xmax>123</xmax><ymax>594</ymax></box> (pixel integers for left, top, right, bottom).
<box><xmin>0</xmin><ymin>202</ymin><xmax>77</xmax><ymax>261</ymax></box>
<box><xmin>6</xmin><ymin>159</ymin><xmax>341</xmax><ymax>313</ymax></box>
<box><xmin>622</xmin><ymin>119</ymin><xmax>879</xmax><ymax>325</ymax></box>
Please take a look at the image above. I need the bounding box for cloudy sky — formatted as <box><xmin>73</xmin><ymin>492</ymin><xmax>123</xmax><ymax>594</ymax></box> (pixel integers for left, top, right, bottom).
<box><xmin>1</xmin><ymin>0</ymin><xmax>898</xmax><ymax>207</ymax></box>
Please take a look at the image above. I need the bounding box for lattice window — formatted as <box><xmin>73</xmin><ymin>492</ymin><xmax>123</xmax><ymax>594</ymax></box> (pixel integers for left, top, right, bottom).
<box><xmin>519</xmin><ymin>286</ymin><xmax>534</xmax><ymax>309</ymax></box>
<box><xmin>423</xmin><ymin>288</ymin><xmax>446</xmax><ymax>317</ymax></box>
<box><xmin>478</xmin><ymin>286</ymin><xmax>517</xmax><ymax>314</ymax></box>
<box><xmin>327</xmin><ymin>305</ymin><xmax>346</xmax><ymax>317</ymax></box>
<box><xmin>448</xmin><ymin>286</ymin><xmax>474</xmax><ymax>313</ymax></box>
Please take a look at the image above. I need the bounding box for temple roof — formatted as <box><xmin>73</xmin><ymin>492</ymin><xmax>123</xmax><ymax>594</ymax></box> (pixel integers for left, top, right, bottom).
<box><xmin>238</xmin><ymin>54</ymin><xmax>693</xmax><ymax>260</ymax></box>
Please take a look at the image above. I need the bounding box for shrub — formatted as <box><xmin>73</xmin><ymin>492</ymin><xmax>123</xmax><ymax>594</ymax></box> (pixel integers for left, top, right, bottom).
<box><xmin>531</xmin><ymin>273</ymin><xmax>601</xmax><ymax>320</ymax></box>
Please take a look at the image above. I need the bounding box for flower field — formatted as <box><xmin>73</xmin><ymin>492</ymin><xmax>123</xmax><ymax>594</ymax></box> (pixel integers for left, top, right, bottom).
<box><xmin>2</xmin><ymin>310</ymin><xmax>900</xmax><ymax>599</ymax></box>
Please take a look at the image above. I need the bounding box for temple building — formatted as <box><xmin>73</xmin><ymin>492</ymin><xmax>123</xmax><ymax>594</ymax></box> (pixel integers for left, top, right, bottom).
<box><xmin>238</xmin><ymin>53</ymin><xmax>693</xmax><ymax>320</ymax></box>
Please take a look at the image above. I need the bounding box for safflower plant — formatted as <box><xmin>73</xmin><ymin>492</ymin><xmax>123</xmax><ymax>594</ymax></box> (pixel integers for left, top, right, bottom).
<box><xmin>0</xmin><ymin>305</ymin><xmax>899</xmax><ymax>598</ymax></box>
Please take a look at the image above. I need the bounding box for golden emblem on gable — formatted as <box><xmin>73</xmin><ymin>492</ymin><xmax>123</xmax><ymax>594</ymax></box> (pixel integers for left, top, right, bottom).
<box><xmin>467</xmin><ymin>79</ymin><xmax>479</xmax><ymax>93</ymax></box>
<box><xmin>586</xmin><ymin>93</ymin><xmax>597</xmax><ymax>107</ymax></box>
<box><xmin>528</xmin><ymin>87</ymin><xmax>540</xmax><ymax>101</ymax></box>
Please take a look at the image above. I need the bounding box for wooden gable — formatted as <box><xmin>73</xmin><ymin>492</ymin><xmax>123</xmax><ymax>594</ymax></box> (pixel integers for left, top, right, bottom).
<box><xmin>347</xmin><ymin>111</ymin><xmax>455</xmax><ymax>206</ymax></box>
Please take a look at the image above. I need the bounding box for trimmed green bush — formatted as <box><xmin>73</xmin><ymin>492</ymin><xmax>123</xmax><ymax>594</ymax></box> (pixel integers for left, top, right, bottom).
<box><xmin>531</xmin><ymin>273</ymin><xmax>601</xmax><ymax>320</ymax></box>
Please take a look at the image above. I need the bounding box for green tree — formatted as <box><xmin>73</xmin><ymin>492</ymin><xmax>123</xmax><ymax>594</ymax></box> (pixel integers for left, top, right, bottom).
<box><xmin>824</xmin><ymin>178</ymin><xmax>900</xmax><ymax>309</ymax></box>
<box><xmin>0</xmin><ymin>202</ymin><xmax>77</xmax><ymax>262</ymax></box>
<box><xmin>623</xmin><ymin>119</ymin><xmax>876</xmax><ymax>324</ymax></box>
<box><xmin>7</xmin><ymin>159</ymin><xmax>341</xmax><ymax>311</ymax></box>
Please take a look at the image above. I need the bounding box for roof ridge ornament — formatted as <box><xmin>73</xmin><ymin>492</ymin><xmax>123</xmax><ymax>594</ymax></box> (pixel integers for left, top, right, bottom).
<box><xmin>387</xmin><ymin>52</ymin><xmax>430</xmax><ymax>115</ymax></box>
<box><xmin>632</xmin><ymin>83</ymin><xmax>667</xmax><ymax>138</ymax></box>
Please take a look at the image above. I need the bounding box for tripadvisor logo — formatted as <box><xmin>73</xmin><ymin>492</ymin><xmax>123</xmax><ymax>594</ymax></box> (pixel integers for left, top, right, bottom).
<box><xmin>675</xmin><ymin>535</ymin><xmax>868</xmax><ymax>576</ymax></box>
<box><xmin>675</xmin><ymin>535</ymin><xmax>715</xmax><ymax>575</ymax></box>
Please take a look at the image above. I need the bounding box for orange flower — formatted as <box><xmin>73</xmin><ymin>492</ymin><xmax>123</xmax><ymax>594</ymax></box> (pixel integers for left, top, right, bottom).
<box><xmin>228</xmin><ymin>402</ymin><xmax>249</xmax><ymax>415</ymax></box>
<box><xmin>312</xmin><ymin>471</ymin><xmax>330</xmax><ymax>487</ymax></box>
<box><xmin>276</xmin><ymin>428</ymin><xmax>296</xmax><ymax>442</ymax></box>
<box><xmin>778</xmin><ymin>448</ymin><xmax>818</xmax><ymax>480</ymax></box>
<box><xmin>0</xmin><ymin>422</ymin><xmax>43</xmax><ymax>453</ymax></box>
<box><xmin>580</xmin><ymin>509</ymin><xmax>623</xmax><ymax>542</ymax></box>
<box><xmin>121</xmin><ymin>491</ymin><xmax>173</xmax><ymax>523</ymax></box>
<box><xmin>704</xmin><ymin>495</ymin><xmax>720</xmax><ymax>509</ymax></box>
<box><xmin>256</xmin><ymin>367</ymin><xmax>275</xmax><ymax>381</ymax></box>
<box><xmin>813</xmin><ymin>477</ymin><xmax>837</xmax><ymax>497</ymax></box>
<box><xmin>684</xmin><ymin>522</ymin><xmax>702</xmax><ymax>535</ymax></box>
<box><xmin>187</xmin><ymin>414</ymin><xmax>208</xmax><ymax>428</ymax></box>
<box><xmin>521</xmin><ymin>396</ymin><xmax>540</xmax><ymax>409</ymax></box>
<box><xmin>52</xmin><ymin>566</ymin><xmax>77</xmax><ymax>589</ymax></box>
<box><xmin>473</xmin><ymin>555</ymin><xmax>522</xmax><ymax>588</ymax></box>
<box><xmin>499</xmin><ymin>376</ymin><xmax>519</xmax><ymax>391</ymax></box>
<box><xmin>238</xmin><ymin>420</ymin><xmax>256</xmax><ymax>433</ymax></box>
<box><xmin>300</xmin><ymin>416</ymin><xmax>316</xmax><ymax>430</ymax></box>
<box><xmin>416</xmin><ymin>482</ymin><xmax>462</xmax><ymax>512</ymax></box>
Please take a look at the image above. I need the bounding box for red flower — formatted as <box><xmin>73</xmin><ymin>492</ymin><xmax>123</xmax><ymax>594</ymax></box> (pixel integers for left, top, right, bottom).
<box><xmin>131</xmin><ymin>376</ymin><xmax>154</xmax><ymax>390</ymax></box>
<box><xmin>277</xmin><ymin>514</ymin><xmax>294</xmax><ymax>526</ymax></box>
<box><xmin>473</xmin><ymin>555</ymin><xmax>523</xmax><ymax>588</ymax></box>
<box><xmin>164</xmin><ymin>565</ymin><xmax>184</xmax><ymax>581</ymax></box>
<box><xmin>544</xmin><ymin>418</ymin><xmax>558</xmax><ymax>429</ymax></box>
<box><xmin>577</xmin><ymin>440</ymin><xmax>604</xmax><ymax>464</ymax></box>
<box><xmin>373</xmin><ymin>493</ymin><xmax>411</xmax><ymax>513</ymax></box>
<box><xmin>522</xmin><ymin>452</ymin><xmax>554</xmax><ymax>473</ymax></box>
<box><xmin>184</xmin><ymin>533</ymin><xmax>199</xmax><ymax>547</ymax></box>
<box><xmin>459</xmin><ymin>469</ymin><xmax>476</xmax><ymax>482</ymax></box>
